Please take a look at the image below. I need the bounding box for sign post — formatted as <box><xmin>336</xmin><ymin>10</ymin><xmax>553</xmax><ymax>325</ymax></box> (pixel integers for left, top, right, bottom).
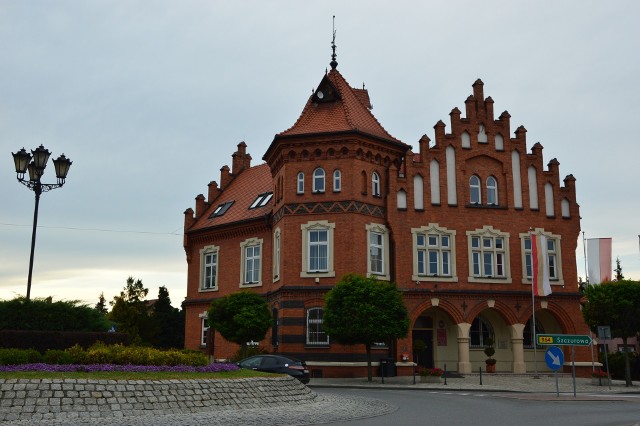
<box><xmin>544</xmin><ymin>346</ymin><xmax>564</xmax><ymax>397</ymax></box>
<box><xmin>537</xmin><ymin>334</ymin><xmax>594</xmax><ymax>397</ymax></box>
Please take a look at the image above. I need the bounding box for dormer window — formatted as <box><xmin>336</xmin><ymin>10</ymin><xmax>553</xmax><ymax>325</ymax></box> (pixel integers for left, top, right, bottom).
<box><xmin>209</xmin><ymin>200</ymin><xmax>234</xmax><ymax>218</ymax></box>
<box><xmin>249</xmin><ymin>192</ymin><xmax>273</xmax><ymax>209</ymax></box>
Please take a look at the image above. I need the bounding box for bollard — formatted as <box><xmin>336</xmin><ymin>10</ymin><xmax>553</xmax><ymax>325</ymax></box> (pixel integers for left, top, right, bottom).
<box><xmin>479</xmin><ymin>366</ymin><xmax>483</xmax><ymax>385</ymax></box>
<box><xmin>444</xmin><ymin>364</ymin><xmax>447</xmax><ymax>385</ymax></box>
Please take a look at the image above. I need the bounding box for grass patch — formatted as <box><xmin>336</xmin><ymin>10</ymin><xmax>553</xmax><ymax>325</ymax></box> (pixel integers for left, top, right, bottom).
<box><xmin>0</xmin><ymin>369</ymin><xmax>283</xmax><ymax>381</ymax></box>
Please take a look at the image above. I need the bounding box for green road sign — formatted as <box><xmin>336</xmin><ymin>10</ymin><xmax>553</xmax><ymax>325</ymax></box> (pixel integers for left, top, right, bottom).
<box><xmin>537</xmin><ymin>334</ymin><xmax>592</xmax><ymax>346</ymax></box>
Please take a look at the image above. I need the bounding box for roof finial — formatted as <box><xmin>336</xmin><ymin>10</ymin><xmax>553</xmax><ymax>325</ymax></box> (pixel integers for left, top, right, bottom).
<box><xmin>330</xmin><ymin>15</ymin><xmax>338</xmax><ymax>70</ymax></box>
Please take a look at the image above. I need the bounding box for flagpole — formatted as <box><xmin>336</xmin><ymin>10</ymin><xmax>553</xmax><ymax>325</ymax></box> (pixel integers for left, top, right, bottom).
<box><xmin>584</xmin><ymin>232</ymin><xmax>595</xmax><ymax>372</ymax></box>
<box><xmin>530</xmin><ymin>228</ymin><xmax>538</xmax><ymax>376</ymax></box>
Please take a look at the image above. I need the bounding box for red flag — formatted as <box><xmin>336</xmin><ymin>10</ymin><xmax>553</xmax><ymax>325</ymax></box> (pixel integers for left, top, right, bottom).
<box><xmin>532</xmin><ymin>234</ymin><xmax>551</xmax><ymax>296</ymax></box>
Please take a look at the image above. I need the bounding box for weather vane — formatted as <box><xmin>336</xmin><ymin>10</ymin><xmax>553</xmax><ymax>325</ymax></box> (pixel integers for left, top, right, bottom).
<box><xmin>330</xmin><ymin>15</ymin><xmax>338</xmax><ymax>69</ymax></box>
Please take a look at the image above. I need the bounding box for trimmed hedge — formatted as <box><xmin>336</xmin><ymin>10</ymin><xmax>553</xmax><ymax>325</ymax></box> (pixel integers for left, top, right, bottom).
<box><xmin>0</xmin><ymin>343</ymin><xmax>208</xmax><ymax>367</ymax></box>
<box><xmin>0</xmin><ymin>330</ymin><xmax>130</xmax><ymax>353</ymax></box>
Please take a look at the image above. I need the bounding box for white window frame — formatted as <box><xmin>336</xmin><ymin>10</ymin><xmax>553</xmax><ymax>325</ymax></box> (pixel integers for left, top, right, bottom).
<box><xmin>306</xmin><ymin>307</ymin><xmax>330</xmax><ymax>346</ymax></box>
<box><xmin>199</xmin><ymin>312</ymin><xmax>209</xmax><ymax>347</ymax></box>
<box><xmin>470</xmin><ymin>175</ymin><xmax>481</xmax><ymax>204</ymax></box>
<box><xmin>519</xmin><ymin>228</ymin><xmax>564</xmax><ymax>286</ymax></box>
<box><xmin>333</xmin><ymin>169</ymin><xmax>341</xmax><ymax>192</ymax></box>
<box><xmin>199</xmin><ymin>245</ymin><xmax>219</xmax><ymax>292</ymax></box>
<box><xmin>240</xmin><ymin>237</ymin><xmax>263</xmax><ymax>287</ymax></box>
<box><xmin>486</xmin><ymin>176</ymin><xmax>498</xmax><ymax>205</ymax></box>
<box><xmin>372</xmin><ymin>172</ymin><xmax>381</xmax><ymax>197</ymax></box>
<box><xmin>297</xmin><ymin>172</ymin><xmax>305</xmax><ymax>194</ymax></box>
<box><xmin>313</xmin><ymin>168</ymin><xmax>325</xmax><ymax>193</ymax></box>
<box><xmin>412</xmin><ymin>224</ymin><xmax>457</xmax><ymax>283</ymax></box>
<box><xmin>366</xmin><ymin>223</ymin><xmax>390</xmax><ymax>281</ymax></box>
<box><xmin>300</xmin><ymin>220</ymin><xmax>335</xmax><ymax>278</ymax></box>
<box><xmin>273</xmin><ymin>228</ymin><xmax>281</xmax><ymax>282</ymax></box>
<box><xmin>466</xmin><ymin>226</ymin><xmax>511</xmax><ymax>283</ymax></box>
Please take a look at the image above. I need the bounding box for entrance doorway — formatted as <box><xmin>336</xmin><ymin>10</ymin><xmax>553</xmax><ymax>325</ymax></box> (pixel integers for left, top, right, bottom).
<box><xmin>412</xmin><ymin>315</ymin><xmax>434</xmax><ymax>368</ymax></box>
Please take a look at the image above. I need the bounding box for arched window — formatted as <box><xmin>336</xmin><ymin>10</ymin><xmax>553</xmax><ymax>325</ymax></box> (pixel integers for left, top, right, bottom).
<box><xmin>306</xmin><ymin>307</ymin><xmax>329</xmax><ymax>345</ymax></box>
<box><xmin>461</xmin><ymin>131</ymin><xmax>471</xmax><ymax>148</ymax></box>
<box><xmin>297</xmin><ymin>172</ymin><xmax>304</xmax><ymax>194</ymax></box>
<box><xmin>523</xmin><ymin>318</ymin><xmax>545</xmax><ymax>348</ymax></box>
<box><xmin>413</xmin><ymin>175</ymin><xmax>424</xmax><ymax>210</ymax></box>
<box><xmin>397</xmin><ymin>190</ymin><xmax>407</xmax><ymax>209</ymax></box>
<box><xmin>313</xmin><ymin>168</ymin><xmax>325</xmax><ymax>193</ymax></box>
<box><xmin>470</xmin><ymin>175</ymin><xmax>481</xmax><ymax>204</ymax></box>
<box><xmin>333</xmin><ymin>169</ymin><xmax>341</xmax><ymax>192</ymax></box>
<box><xmin>469</xmin><ymin>316</ymin><xmax>494</xmax><ymax>348</ymax></box>
<box><xmin>372</xmin><ymin>172</ymin><xmax>381</xmax><ymax>197</ymax></box>
<box><xmin>486</xmin><ymin>176</ymin><xmax>498</xmax><ymax>205</ymax></box>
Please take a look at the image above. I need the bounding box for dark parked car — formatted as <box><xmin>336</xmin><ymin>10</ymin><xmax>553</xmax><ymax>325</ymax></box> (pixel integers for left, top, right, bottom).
<box><xmin>237</xmin><ymin>354</ymin><xmax>310</xmax><ymax>384</ymax></box>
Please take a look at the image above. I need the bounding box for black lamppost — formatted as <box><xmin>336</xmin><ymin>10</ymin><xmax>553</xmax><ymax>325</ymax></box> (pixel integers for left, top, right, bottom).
<box><xmin>12</xmin><ymin>145</ymin><xmax>72</xmax><ymax>300</ymax></box>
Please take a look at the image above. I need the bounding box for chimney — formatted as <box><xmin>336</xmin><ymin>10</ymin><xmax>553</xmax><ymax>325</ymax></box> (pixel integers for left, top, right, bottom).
<box><xmin>232</xmin><ymin>142</ymin><xmax>252</xmax><ymax>175</ymax></box>
<box><xmin>220</xmin><ymin>165</ymin><xmax>232</xmax><ymax>189</ymax></box>
<box><xmin>194</xmin><ymin>194</ymin><xmax>206</xmax><ymax>219</ymax></box>
<box><xmin>207</xmin><ymin>181</ymin><xmax>221</xmax><ymax>203</ymax></box>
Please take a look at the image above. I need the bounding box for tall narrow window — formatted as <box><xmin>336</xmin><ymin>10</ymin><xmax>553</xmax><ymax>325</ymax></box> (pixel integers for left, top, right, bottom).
<box><xmin>313</xmin><ymin>168</ymin><xmax>325</xmax><ymax>193</ymax></box>
<box><xmin>301</xmin><ymin>221</ymin><xmax>335</xmax><ymax>278</ymax></box>
<box><xmin>201</xmin><ymin>316</ymin><xmax>209</xmax><ymax>346</ymax></box>
<box><xmin>470</xmin><ymin>175</ymin><xmax>481</xmax><ymax>204</ymax></box>
<box><xmin>414</xmin><ymin>175</ymin><xmax>424</xmax><ymax>210</ymax></box>
<box><xmin>297</xmin><ymin>172</ymin><xmax>305</xmax><ymax>194</ymax></box>
<box><xmin>333</xmin><ymin>169</ymin><xmax>341</xmax><ymax>192</ymax></box>
<box><xmin>273</xmin><ymin>229</ymin><xmax>281</xmax><ymax>281</ymax></box>
<box><xmin>372</xmin><ymin>172</ymin><xmax>381</xmax><ymax>197</ymax></box>
<box><xmin>486</xmin><ymin>176</ymin><xmax>498</xmax><ymax>205</ymax></box>
<box><xmin>244</xmin><ymin>245</ymin><xmax>261</xmax><ymax>284</ymax></box>
<box><xmin>307</xmin><ymin>308</ymin><xmax>329</xmax><ymax>345</ymax></box>
<box><xmin>366</xmin><ymin>224</ymin><xmax>390</xmax><ymax>280</ymax></box>
<box><xmin>308</xmin><ymin>230</ymin><xmax>329</xmax><ymax>272</ymax></box>
<box><xmin>397</xmin><ymin>189</ymin><xmax>407</xmax><ymax>209</ymax></box>
<box><xmin>240</xmin><ymin>238</ymin><xmax>263</xmax><ymax>287</ymax></box>
<box><xmin>200</xmin><ymin>245</ymin><xmax>219</xmax><ymax>291</ymax></box>
<box><xmin>545</xmin><ymin>183</ymin><xmax>555</xmax><ymax>217</ymax></box>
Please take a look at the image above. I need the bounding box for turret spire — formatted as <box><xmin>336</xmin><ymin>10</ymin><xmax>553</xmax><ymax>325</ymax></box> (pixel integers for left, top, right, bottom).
<box><xmin>330</xmin><ymin>15</ymin><xmax>338</xmax><ymax>69</ymax></box>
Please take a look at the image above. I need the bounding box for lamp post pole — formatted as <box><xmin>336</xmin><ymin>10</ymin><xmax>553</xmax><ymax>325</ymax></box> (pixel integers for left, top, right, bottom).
<box><xmin>12</xmin><ymin>145</ymin><xmax>72</xmax><ymax>300</ymax></box>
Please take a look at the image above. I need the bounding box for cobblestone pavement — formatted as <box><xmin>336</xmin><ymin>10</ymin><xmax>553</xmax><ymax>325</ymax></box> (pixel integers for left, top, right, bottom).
<box><xmin>3</xmin><ymin>394</ymin><xmax>396</xmax><ymax>425</ymax></box>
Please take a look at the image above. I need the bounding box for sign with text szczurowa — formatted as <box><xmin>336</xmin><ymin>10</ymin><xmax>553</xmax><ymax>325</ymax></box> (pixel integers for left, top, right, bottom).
<box><xmin>537</xmin><ymin>334</ymin><xmax>592</xmax><ymax>346</ymax></box>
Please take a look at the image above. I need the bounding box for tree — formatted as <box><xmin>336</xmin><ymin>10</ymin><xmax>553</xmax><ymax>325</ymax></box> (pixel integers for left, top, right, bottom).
<box><xmin>614</xmin><ymin>257</ymin><xmax>624</xmax><ymax>281</ymax></box>
<box><xmin>582</xmin><ymin>280</ymin><xmax>640</xmax><ymax>386</ymax></box>
<box><xmin>323</xmin><ymin>274</ymin><xmax>410</xmax><ymax>382</ymax></box>
<box><xmin>108</xmin><ymin>277</ymin><xmax>154</xmax><ymax>344</ymax></box>
<box><xmin>150</xmin><ymin>286</ymin><xmax>185</xmax><ymax>349</ymax></box>
<box><xmin>207</xmin><ymin>291</ymin><xmax>272</xmax><ymax>360</ymax></box>
<box><xmin>95</xmin><ymin>292</ymin><xmax>108</xmax><ymax>315</ymax></box>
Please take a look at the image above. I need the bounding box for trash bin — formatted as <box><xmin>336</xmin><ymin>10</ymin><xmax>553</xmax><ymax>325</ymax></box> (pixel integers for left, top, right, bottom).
<box><xmin>379</xmin><ymin>358</ymin><xmax>396</xmax><ymax>377</ymax></box>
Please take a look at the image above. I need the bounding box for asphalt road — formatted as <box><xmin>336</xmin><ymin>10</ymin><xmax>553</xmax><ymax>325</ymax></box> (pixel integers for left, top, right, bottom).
<box><xmin>322</xmin><ymin>388</ymin><xmax>640</xmax><ymax>426</ymax></box>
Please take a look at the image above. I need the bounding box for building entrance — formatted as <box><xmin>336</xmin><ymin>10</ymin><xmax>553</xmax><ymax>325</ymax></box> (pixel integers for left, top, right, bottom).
<box><xmin>412</xmin><ymin>315</ymin><xmax>434</xmax><ymax>368</ymax></box>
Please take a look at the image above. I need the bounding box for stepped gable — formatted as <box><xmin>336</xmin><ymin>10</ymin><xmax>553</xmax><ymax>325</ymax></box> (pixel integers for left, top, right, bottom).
<box><xmin>276</xmin><ymin>68</ymin><xmax>406</xmax><ymax>147</ymax></box>
<box><xmin>189</xmin><ymin>163</ymin><xmax>272</xmax><ymax>231</ymax></box>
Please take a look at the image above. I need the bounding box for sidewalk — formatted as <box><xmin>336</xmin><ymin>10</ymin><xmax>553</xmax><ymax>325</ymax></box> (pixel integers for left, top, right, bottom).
<box><xmin>308</xmin><ymin>373</ymin><xmax>640</xmax><ymax>396</ymax></box>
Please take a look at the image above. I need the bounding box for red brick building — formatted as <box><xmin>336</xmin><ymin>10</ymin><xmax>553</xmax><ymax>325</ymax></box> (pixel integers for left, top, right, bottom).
<box><xmin>182</xmin><ymin>57</ymin><xmax>592</xmax><ymax>377</ymax></box>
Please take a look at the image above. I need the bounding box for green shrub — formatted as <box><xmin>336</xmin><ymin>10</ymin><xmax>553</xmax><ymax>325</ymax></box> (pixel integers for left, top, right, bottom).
<box><xmin>0</xmin><ymin>348</ymin><xmax>42</xmax><ymax>365</ymax></box>
<box><xmin>599</xmin><ymin>351</ymin><xmax>640</xmax><ymax>380</ymax></box>
<box><xmin>43</xmin><ymin>349</ymin><xmax>73</xmax><ymax>365</ymax></box>
<box><xmin>63</xmin><ymin>343</ymin><xmax>208</xmax><ymax>366</ymax></box>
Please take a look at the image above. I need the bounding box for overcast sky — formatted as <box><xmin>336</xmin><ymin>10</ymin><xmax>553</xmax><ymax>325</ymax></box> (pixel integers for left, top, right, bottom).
<box><xmin>1</xmin><ymin>1</ymin><xmax>638</xmax><ymax>306</ymax></box>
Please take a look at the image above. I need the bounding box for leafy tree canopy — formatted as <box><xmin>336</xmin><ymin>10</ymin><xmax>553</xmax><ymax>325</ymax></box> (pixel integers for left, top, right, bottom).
<box><xmin>323</xmin><ymin>274</ymin><xmax>409</xmax><ymax>346</ymax></box>
<box><xmin>582</xmin><ymin>280</ymin><xmax>640</xmax><ymax>386</ymax></box>
<box><xmin>207</xmin><ymin>291</ymin><xmax>272</xmax><ymax>359</ymax></box>
<box><xmin>0</xmin><ymin>297</ymin><xmax>110</xmax><ymax>332</ymax></box>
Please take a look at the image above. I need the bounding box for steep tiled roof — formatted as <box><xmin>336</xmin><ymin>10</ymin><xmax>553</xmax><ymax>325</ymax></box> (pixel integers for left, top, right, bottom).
<box><xmin>188</xmin><ymin>163</ymin><xmax>272</xmax><ymax>232</ymax></box>
<box><xmin>277</xmin><ymin>68</ymin><xmax>405</xmax><ymax>146</ymax></box>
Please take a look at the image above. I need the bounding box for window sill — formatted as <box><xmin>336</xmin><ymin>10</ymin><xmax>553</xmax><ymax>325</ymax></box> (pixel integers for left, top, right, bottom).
<box><xmin>305</xmin><ymin>345</ymin><xmax>330</xmax><ymax>349</ymax></box>
<box><xmin>240</xmin><ymin>282</ymin><xmax>263</xmax><ymax>288</ymax></box>
<box><xmin>468</xmin><ymin>276</ymin><xmax>512</xmax><ymax>284</ymax></box>
<box><xmin>199</xmin><ymin>287</ymin><xmax>219</xmax><ymax>293</ymax></box>
<box><xmin>300</xmin><ymin>271</ymin><xmax>336</xmax><ymax>278</ymax></box>
<box><xmin>465</xmin><ymin>203</ymin><xmax>506</xmax><ymax>210</ymax></box>
<box><xmin>412</xmin><ymin>275</ymin><xmax>458</xmax><ymax>283</ymax></box>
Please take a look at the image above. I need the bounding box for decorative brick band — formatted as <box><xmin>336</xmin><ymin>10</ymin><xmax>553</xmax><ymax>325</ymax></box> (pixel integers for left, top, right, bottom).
<box><xmin>0</xmin><ymin>376</ymin><xmax>316</xmax><ymax>422</ymax></box>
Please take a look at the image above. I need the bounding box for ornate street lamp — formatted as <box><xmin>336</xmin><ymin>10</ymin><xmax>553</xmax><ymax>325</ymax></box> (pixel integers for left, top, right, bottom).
<box><xmin>12</xmin><ymin>145</ymin><xmax>72</xmax><ymax>300</ymax></box>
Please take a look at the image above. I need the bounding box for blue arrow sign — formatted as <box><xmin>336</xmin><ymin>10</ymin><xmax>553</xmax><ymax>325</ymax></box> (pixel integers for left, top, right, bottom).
<box><xmin>545</xmin><ymin>346</ymin><xmax>564</xmax><ymax>371</ymax></box>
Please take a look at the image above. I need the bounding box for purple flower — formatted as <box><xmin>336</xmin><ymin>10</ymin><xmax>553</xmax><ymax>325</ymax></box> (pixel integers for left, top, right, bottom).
<box><xmin>0</xmin><ymin>363</ymin><xmax>239</xmax><ymax>373</ymax></box>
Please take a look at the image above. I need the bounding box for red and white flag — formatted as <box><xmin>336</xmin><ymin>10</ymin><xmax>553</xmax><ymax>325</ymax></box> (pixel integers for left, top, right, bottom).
<box><xmin>532</xmin><ymin>234</ymin><xmax>552</xmax><ymax>296</ymax></box>
<box><xmin>587</xmin><ymin>238</ymin><xmax>612</xmax><ymax>284</ymax></box>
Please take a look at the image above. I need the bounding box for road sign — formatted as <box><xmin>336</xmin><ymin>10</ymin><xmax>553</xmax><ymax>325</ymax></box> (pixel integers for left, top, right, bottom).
<box><xmin>597</xmin><ymin>326</ymin><xmax>611</xmax><ymax>340</ymax></box>
<box><xmin>537</xmin><ymin>334</ymin><xmax>592</xmax><ymax>346</ymax></box>
<box><xmin>544</xmin><ymin>346</ymin><xmax>564</xmax><ymax>371</ymax></box>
